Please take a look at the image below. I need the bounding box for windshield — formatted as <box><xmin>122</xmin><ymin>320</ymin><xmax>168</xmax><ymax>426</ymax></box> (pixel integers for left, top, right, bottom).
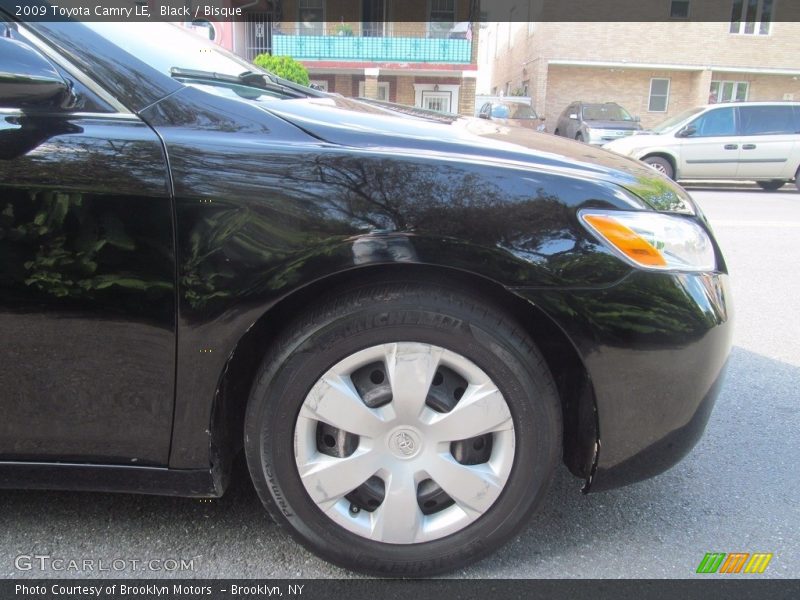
<box><xmin>492</xmin><ymin>103</ymin><xmax>538</xmax><ymax>119</ymax></box>
<box><xmin>82</xmin><ymin>22</ymin><xmax>272</xmax><ymax>80</ymax></box>
<box><xmin>651</xmin><ymin>107</ymin><xmax>706</xmax><ymax>133</ymax></box>
<box><xmin>582</xmin><ymin>104</ymin><xmax>633</xmax><ymax>121</ymax></box>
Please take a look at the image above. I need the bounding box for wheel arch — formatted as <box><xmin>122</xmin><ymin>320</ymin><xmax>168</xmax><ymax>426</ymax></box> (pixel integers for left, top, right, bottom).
<box><xmin>639</xmin><ymin>151</ymin><xmax>678</xmax><ymax>178</ymax></box>
<box><xmin>210</xmin><ymin>263</ymin><xmax>598</xmax><ymax>490</ymax></box>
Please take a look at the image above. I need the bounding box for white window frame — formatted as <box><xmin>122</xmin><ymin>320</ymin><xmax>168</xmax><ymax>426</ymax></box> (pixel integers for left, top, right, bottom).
<box><xmin>413</xmin><ymin>83</ymin><xmax>460</xmax><ymax>113</ymax></box>
<box><xmin>709</xmin><ymin>80</ymin><xmax>749</xmax><ymax>103</ymax></box>
<box><xmin>648</xmin><ymin>78</ymin><xmax>671</xmax><ymax>112</ymax></box>
<box><xmin>730</xmin><ymin>0</ymin><xmax>773</xmax><ymax>35</ymax></box>
<box><xmin>358</xmin><ymin>80</ymin><xmax>390</xmax><ymax>100</ymax></box>
<box><xmin>427</xmin><ymin>0</ymin><xmax>456</xmax><ymax>38</ymax></box>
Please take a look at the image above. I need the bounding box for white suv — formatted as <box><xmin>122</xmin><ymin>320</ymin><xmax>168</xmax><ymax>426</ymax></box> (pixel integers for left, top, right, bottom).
<box><xmin>604</xmin><ymin>102</ymin><xmax>800</xmax><ymax>191</ymax></box>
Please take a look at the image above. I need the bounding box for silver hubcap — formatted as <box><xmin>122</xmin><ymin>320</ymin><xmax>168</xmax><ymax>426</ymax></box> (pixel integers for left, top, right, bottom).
<box><xmin>649</xmin><ymin>161</ymin><xmax>667</xmax><ymax>174</ymax></box>
<box><xmin>294</xmin><ymin>342</ymin><xmax>515</xmax><ymax>544</ymax></box>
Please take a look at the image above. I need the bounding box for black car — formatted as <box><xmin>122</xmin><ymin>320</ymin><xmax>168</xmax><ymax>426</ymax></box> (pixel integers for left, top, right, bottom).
<box><xmin>0</xmin><ymin>19</ymin><xmax>732</xmax><ymax>576</ymax></box>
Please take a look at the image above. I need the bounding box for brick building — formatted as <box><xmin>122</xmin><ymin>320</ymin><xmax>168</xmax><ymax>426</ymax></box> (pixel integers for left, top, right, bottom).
<box><xmin>187</xmin><ymin>0</ymin><xmax>480</xmax><ymax>116</ymax></box>
<box><xmin>479</xmin><ymin>5</ymin><xmax>800</xmax><ymax>129</ymax></box>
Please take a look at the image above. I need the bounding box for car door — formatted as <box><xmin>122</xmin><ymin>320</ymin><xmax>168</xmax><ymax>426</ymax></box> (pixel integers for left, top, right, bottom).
<box><xmin>736</xmin><ymin>105</ymin><xmax>798</xmax><ymax>179</ymax></box>
<box><xmin>0</xmin><ymin>29</ymin><xmax>176</xmax><ymax>465</ymax></box>
<box><xmin>678</xmin><ymin>106</ymin><xmax>740</xmax><ymax>178</ymax></box>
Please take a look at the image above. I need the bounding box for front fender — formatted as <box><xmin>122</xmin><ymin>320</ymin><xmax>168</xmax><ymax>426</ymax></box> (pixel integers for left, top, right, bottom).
<box><xmin>167</xmin><ymin>229</ymin><xmax>631</xmax><ymax>469</ymax></box>
<box><xmin>144</xmin><ymin>87</ymin><xmax>646</xmax><ymax>470</ymax></box>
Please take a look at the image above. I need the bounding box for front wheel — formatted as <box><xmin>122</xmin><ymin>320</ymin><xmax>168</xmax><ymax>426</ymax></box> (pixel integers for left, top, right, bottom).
<box><xmin>575</xmin><ymin>133</ymin><xmax>584</xmax><ymax>142</ymax></box>
<box><xmin>643</xmin><ymin>156</ymin><xmax>675</xmax><ymax>179</ymax></box>
<box><xmin>756</xmin><ymin>180</ymin><xmax>786</xmax><ymax>191</ymax></box>
<box><xmin>244</xmin><ymin>281</ymin><xmax>561</xmax><ymax>576</ymax></box>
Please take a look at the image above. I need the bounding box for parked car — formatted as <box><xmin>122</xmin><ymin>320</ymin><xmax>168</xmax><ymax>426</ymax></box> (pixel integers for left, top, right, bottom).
<box><xmin>478</xmin><ymin>99</ymin><xmax>547</xmax><ymax>132</ymax></box>
<box><xmin>604</xmin><ymin>102</ymin><xmax>800</xmax><ymax>191</ymax></box>
<box><xmin>555</xmin><ymin>101</ymin><xmax>642</xmax><ymax>145</ymax></box>
<box><xmin>0</xmin><ymin>17</ymin><xmax>732</xmax><ymax>577</ymax></box>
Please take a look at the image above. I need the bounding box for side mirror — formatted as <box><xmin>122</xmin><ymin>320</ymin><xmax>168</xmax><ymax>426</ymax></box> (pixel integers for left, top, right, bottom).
<box><xmin>0</xmin><ymin>38</ymin><xmax>73</xmax><ymax>110</ymax></box>
<box><xmin>634</xmin><ymin>115</ymin><xmax>641</xmax><ymax>122</ymax></box>
<box><xmin>568</xmin><ymin>113</ymin><xmax>578</xmax><ymax>120</ymax></box>
<box><xmin>676</xmin><ymin>125</ymin><xmax>696</xmax><ymax>138</ymax></box>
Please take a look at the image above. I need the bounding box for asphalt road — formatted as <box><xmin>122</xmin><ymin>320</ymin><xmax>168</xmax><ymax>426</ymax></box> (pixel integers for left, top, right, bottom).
<box><xmin>2</xmin><ymin>186</ymin><xmax>798</xmax><ymax>579</ymax></box>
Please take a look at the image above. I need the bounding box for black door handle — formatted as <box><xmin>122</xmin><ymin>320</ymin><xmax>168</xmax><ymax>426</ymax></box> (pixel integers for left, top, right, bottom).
<box><xmin>724</xmin><ymin>144</ymin><xmax>738</xmax><ymax>150</ymax></box>
<box><xmin>743</xmin><ymin>144</ymin><xmax>757</xmax><ymax>150</ymax></box>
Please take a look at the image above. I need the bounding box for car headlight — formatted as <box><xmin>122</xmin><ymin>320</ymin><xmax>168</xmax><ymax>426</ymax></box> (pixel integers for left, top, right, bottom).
<box><xmin>587</xmin><ymin>128</ymin><xmax>609</xmax><ymax>141</ymax></box>
<box><xmin>580</xmin><ymin>210</ymin><xmax>716</xmax><ymax>271</ymax></box>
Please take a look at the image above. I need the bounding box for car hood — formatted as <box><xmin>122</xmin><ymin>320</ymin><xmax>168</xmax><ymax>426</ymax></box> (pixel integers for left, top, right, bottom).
<box><xmin>583</xmin><ymin>120</ymin><xmax>642</xmax><ymax>130</ymax></box>
<box><xmin>603</xmin><ymin>131</ymin><xmax>675</xmax><ymax>153</ymax></box>
<box><xmin>495</xmin><ymin>118</ymin><xmax>541</xmax><ymax>129</ymax></box>
<box><xmin>264</xmin><ymin>97</ymin><xmax>695</xmax><ymax>214</ymax></box>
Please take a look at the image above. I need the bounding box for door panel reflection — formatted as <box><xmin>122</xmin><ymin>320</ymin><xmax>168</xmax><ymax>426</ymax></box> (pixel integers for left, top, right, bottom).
<box><xmin>0</xmin><ymin>114</ymin><xmax>175</xmax><ymax>464</ymax></box>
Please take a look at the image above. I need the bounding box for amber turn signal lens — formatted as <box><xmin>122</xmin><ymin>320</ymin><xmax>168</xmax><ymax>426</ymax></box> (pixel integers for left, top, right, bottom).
<box><xmin>582</xmin><ymin>214</ymin><xmax>667</xmax><ymax>267</ymax></box>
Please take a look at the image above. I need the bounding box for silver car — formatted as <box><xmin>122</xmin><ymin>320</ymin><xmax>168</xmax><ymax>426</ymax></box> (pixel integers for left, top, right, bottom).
<box><xmin>554</xmin><ymin>101</ymin><xmax>642</xmax><ymax>145</ymax></box>
<box><xmin>604</xmin><ymin>102</ymin><xmax>800</xmax><ymax>191</ymax></box>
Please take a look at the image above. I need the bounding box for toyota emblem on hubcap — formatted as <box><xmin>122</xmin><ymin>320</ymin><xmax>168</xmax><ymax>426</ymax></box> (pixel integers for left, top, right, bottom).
<box><xmin>388</xmin><ymin>428</ymin><xmax>422</xmax><ymax>458</ymax></box>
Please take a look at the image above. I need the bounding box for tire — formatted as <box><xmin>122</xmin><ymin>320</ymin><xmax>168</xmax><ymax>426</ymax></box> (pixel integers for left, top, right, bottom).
<box><xmin>756</xmin><ymin>180</ymin><xmax>786</xmax><ymax>191</ymax></box>
<box><xmin>244</xmin><ymin>281</ymin><xmax>561</xmax><ymax>576</ymax></box>
<box><xmin>554</xmin><ymin>128</ymin><xmax>560</xmax><ymax>136</ymax></box>
<box><xmin>643</xmin><ymin>156</ymin><xmax>674</xmax><ymax>179</ymax></box>
<box><xmin>795</xmin><ymin>168</ymin><xmax>800</xmax><ymax>192</ymax></box>
<box><xmin>575</xmin><ymin>133</ymin><xmax>584</xmax><ymax>142</ymax></box>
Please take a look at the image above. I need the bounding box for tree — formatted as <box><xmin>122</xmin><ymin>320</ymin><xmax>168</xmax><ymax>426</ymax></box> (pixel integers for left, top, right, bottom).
<box><xmin>252</xmin><ymin>54</ymin><xmax>310</xmax><ymax>85</ymax></box>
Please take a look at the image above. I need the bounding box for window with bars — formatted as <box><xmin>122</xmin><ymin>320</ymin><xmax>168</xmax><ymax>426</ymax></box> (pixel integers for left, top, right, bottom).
<box><xmin>429</xmin><ymin>0</ymin><xmax>455</xmax><ymax>38</ymax></box>
<box><xmin>298</xmin><ymin>0</ymin><xmax>324</xmax><ymax>36</ymax></box>
<box><xmin>730</xmin><ymin>0</ymin><xmax>773</xmax><ymax>35</ymax></box>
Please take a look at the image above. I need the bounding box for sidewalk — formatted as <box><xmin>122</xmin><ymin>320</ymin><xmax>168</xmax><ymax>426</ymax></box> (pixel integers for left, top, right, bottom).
<box><xmin>681</xmin><ymin>180</ymin><xmax>797</xmax><ymax>191</ymax></box>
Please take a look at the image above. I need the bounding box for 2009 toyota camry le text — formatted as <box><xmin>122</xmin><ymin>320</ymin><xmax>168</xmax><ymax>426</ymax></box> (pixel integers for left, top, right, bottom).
<box><xmin>0</xmin><ymin>18</ymin><xmax>732</xmax><ymax>576</ymax></box>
